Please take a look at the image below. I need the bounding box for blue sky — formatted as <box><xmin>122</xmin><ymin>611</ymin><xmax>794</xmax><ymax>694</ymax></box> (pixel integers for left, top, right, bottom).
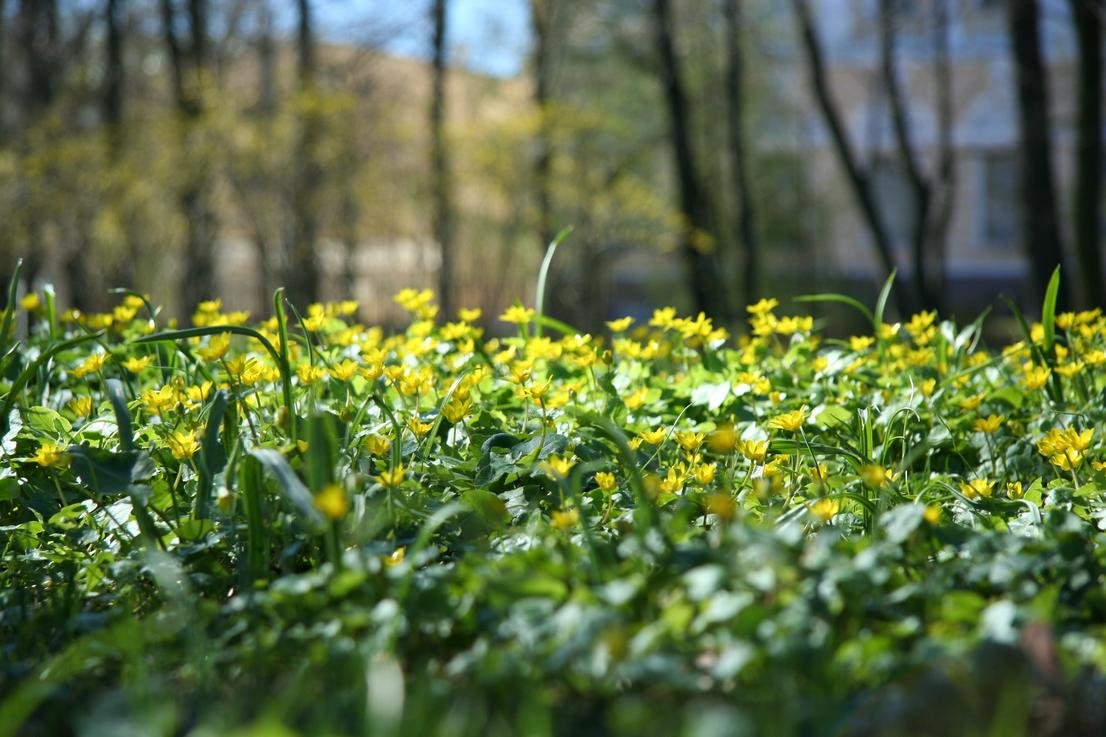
<box><xmin>316</xmin><ymin>0</ymin><xmax>532</xmax><ymax>78</ymax></box>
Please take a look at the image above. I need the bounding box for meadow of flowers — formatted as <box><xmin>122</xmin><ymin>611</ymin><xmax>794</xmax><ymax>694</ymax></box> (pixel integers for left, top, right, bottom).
<box><xmin>3</xmin><ymin>266</ymin><xmax>1106</xmax><ymax>736</ymax></box>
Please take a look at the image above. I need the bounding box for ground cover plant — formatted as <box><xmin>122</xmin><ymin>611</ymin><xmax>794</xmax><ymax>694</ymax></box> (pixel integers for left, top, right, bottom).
<box><xmin>4</xmin><ymin>262</ymin><xmax>1106</xmax><ymax>736</ymax></box>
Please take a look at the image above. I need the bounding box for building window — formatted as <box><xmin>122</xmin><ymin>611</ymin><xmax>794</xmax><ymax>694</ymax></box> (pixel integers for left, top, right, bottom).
<box><xmin>870</xmin><ymin>157</ymin><xmax>918</xmax><ymax>246</ymax></box>
<box><xmin>981</xmin><ymin>151</ymin><xmax>1020</xmax><ymax>249</ymax></box>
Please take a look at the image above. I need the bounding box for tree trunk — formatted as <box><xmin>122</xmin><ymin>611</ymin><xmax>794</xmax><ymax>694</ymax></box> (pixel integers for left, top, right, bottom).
<box><xmin>103</xmin><ymin>0</ymin><xmax>123</xmax><ymax>131</ymax></box>
<box><xmin>163</xmin><ymin>0</ymin><xmax>217</xmax><ymax>317</ymax></box>
<box><xmin>257</xmin><ymin>0</ymin><xmax>276</xmax><ymax>115</ymax></box>
<box><xmin>1068</xmin><ymin>0</ymin><xmax>1103</xmax><ymax>308</ymax></box>
<box><xmin>286</xmin><ymin>0</ymin><xmax>321</xmax><ymax>309</ymax></box>
<box><xmin>17</xmin><ymin>0</ymin><xmax>60</xmax><ymax>297</ymax></box>
<box><xmin>0</xmin><ymin>0</ymin><xmax>8</xmax><ymax>141</ymax></box>
<box><xmin>878</xmin><ymin>0</ymin><xmax>936</xmax><ymax>311</ymax></box>
<box><xmin>723</xmin><ymin>0</ymin><xmax>759</xmax><ymax>308</ymax></box>
<box><xmin>651</xmin><ymin>0</ymin><xmax>726</xmax><ymax>319</ymax></box>
<box><xmin>530</xmin><ymin>0</ymin><xmax>554</xmax><ymax>252</ymax></box>
<box><xmin>1006</xmin><ymin>0</ymin><xmax>1070</xmax><ymax>310</ymax></box>
<box><xmin>431</xmin><ymin>0</ymin><xmax>454</xmax><ymax>316</ymax></box>
<box><xmin>791</xmin><ymin>0</ymin><xmax>911</xmax><ymax>318</ymax></box>
<box><xmin>927</xmin><ymin>0</ymin><xmax>955</xmax><ymax>303</ymax></box>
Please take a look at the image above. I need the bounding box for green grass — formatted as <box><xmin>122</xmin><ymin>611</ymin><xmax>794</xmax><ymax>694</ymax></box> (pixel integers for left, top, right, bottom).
<box><xmin>3</xmin><ymin>271</ymin><xmax>1106</xmax><ymax>736</ymax></box>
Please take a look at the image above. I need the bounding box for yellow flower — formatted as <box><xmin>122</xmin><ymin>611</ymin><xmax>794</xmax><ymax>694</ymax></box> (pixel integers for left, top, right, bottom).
<box><xmin>67</xmin><ymin>396</ymin><xmax>93</xmax><ymax>418</ymax></box>
<box><xmin>594</xmin><ymin>471</ymin><xmax>617</xmax><ymax>494</ymax></box>
<box><xmin>650</xmin><ymin>306</ymin><xmax>678</xmax><ymax>328</ymax></box>
<box><xmin>166</xmin><ymin>430</ymin><xmax>200</xmax><ymax>461</ymax></box>
<box><xmin>623</xmin><ymin>386</ymin><xmax>649</xmax><ymax>410</ymax></box>
<box><xmin>959</xmin><ymin>478</ymin><xmax>995</xmax><ymax>499</ymax></box>
<box><xmin>458</xmin><ymin>307</ymin><xmax>482</xmax><ymax>323</ymax></box>
<box><xmin>384</xmin><ymin>547</ymin><xmax>406</xmax><ymax>567</ymax></box>
<box><xmin>737</xmin><ymin>438</ymin><xmax>768</xmax><ymax>464</ymax></box>
<box><xmin>296</xmin><ymin>363</ymin><xmax>327</xmax><ymax>385</ymax></box>
<box><xmin>377</xmin><ymin>465</ymin><xmax>406</xmax><ymax>488</ymax></box>
<box><xmin>314</xmin><ymin>483</ymin><xmax>349</xmax><ymax>521</ymax></box>
<box><xmin>72</xmin><ymin>353</ymin><xmax>108</xmax><ymax>378</ymax></box>
<box><xmin>20</xmin><ymin>292</ymin><xmax>40</xmax><ymax>311</ymax></box>
<box><xmin>692</xmin><ymin>463</ymin><xmax>717</xmax><ymax>486</ymax></box>
<box><xmin>185</xmin><ymin>381</ymin><xmax>213</xmax><ymax>406</ymax></box>
<box><xmin>551</xmin><ymin>507</ymin><xmax>579</xmax><ymax>530</ymax></box>
<box><xmin>141</xmin><ymin>385</ymin><xmax>178</xmax><ymax>416</ymax></box>
<box><xmin>196</xmin><ymin>333</ymin><xmax>231</xmax><ymax>362</ymax></box>
<box><xmin>707</xmin><ymin>424</ymin><xmax>736</xmax><ymax>453</ymax></box>
<box><xmin>32</xmin><ymin>442</ymin><xmax>68</xmax><ymax>468</ymax></box>
<box><xmin>1021</xmin><ymin>364</ymin><xmax>1051</xmax><ymax>390</ymax></box>
<box><xmin>407</xmin><ymin>418</ymin><xmax>434</xmax><ymax>437</ymax></box>
<box><xmin>973</xmin><ymin>415</ymin><xmax>1004</xmax><ymax>434</ymax></box>
<box><xmin>923</xmin><ymin>505</ymin><xmax>941</xmax><ymax>524</ymax></box>
<box><xmin>364</xmin><ymin>434</ymin><xmax>391</xmax><ymax>456</ymax></box>
<box><xmin>849</xmin><ymin>335</ymin><xmax>874</xmax><ymax>352</ymax></box>
<box><xmin>706</xmin><ymin>493</ymin><xmax>736</xmax><ymax>522</ymax></box>
<box><xmin>959</xmin><ymin>394</ymin><xmax>984</xmax><ymax>411</ymax></box>
<box><xmin>329</xmin><ymin>359</ymin><xmax>359</xmax><ymax>382</ymax></box>
<box><xmin>809</xmin><ymin>498</ymin><xmax>840</xmax><ymax>522</ymax></box>
<box><xmin>674</xmin><ymin>430</ymin><xmax>705</xmax><ymax>453</ymax></box>
<box><xmin>122</xmin><ymin>355</ymin><xmax>154</xmax><ymax>373</ymax></box>
<box><xmin>639</xmin><ymin>429</ymin><xmax>666</xmax><ymax>446</ymax></box>
<box><xmin>767</xmin><ymin>408</ymin><xmax>806</xmax><ymax>433</ymax></box>
<box><xmin>659</xmin><ymin>466</ymin><xmax>685</xmax><ymax>494</ymax></box>
<box><xmin>859</xmin><ymin>464</ymin><xmax>896</xmax><ymax>488</ymax></box>
<box><xmin>543</xmin><ymin>455</ymin><xmax>575</xmax><ymax>478</ymax></box>
<box><xmin>906</xmin><ymin>310</ymin><xmax>937</xmax><ymax>335</ymax></box>
<box><xmin>303</xmin><ymin>312</ymin><xmax>328</xmax><ymax>332</ymax></box>
<box><xmin>809</xmin><ymin>464</ymin><xmax>829</xmax><ymax>483</ymax></box>
<box><xmin>746</xmin><ymin>298</ymin><xmax>778</xmax><ymax>316</ymax></box>
<box><xmin>606</xmin><ymin>316</ymin><xmax>634</xmax><ymax>332</ymax></box>
<box><xmin>877</xmin><ymin>322</ymin><xmax>901</xmax><ymax>340</ymax></box>
<box><xmin>225</xmin><ymin>356</ymin><xmax>263</xmax><ymax>385</ymax></box>
<box><xmin>499</xmin><ymin>305</ymin><xmax>535</xmax><ymax>325</ymax></box>
<box><xmin>1006</xmin><ymin>481</ymin><xmax>1024</xmax><ymax>498</ymax></box>
<box><xmin>1037</xmin><ymin>426</ymin><xmax>1093</xmax><ymax>469</ymax></box>
<box><xmin>442</xmin><ymin>397</ymin><xmax>472</xmax><ymax>424</ymax></box>
<box><xmin>919</xmin><ymin>378</ymin><xmax>937</xmax><ymax>397</ymax></box>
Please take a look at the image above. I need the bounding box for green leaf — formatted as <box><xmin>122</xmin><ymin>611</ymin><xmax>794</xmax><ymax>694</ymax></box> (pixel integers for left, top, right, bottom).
<box><xmin>105</xmin><ymin>379</ymin><xmax>133</xmax><ymax>452</ymax></box>
<box><xmin>534</xmin><ymin>226</ymin><xmax>573</xmax><ymax>339</ymax></box>
<box><xmin>67</xmin><ymin>445</ymin><xmax>154</xmax><ymax>497</ymax></box>
<box><xmin>873</xmin><ymin>268</ymin><xmax>898</xmax><ymax>326</ymax></box>
<box><xmin>249</xmin><ymin>448</ymin><xmax>327</xmax><ymax>532</ymax></box>
<box><xmin>794</xmin><ymin>292</ymin><xmax>874</xmax><ymax>328</ymax></box>
<box><xmin>0</xmin><ymin>331</ymin><xmax>104</xmax><ymax>435</ymax></box>
<box><xmin>1041</xmin><ymin>265</ymin><xmax>1061</xmax><ymax>356</ymax></box>
<box><xmin>461</xmin><ymin>489</ymin><xmax>508</xmax><ymax>527</ymax></box>
<box><xmin>23</xmin><ymin>406</ymin><xmax>70</xmax><ymax>435</ymax></box>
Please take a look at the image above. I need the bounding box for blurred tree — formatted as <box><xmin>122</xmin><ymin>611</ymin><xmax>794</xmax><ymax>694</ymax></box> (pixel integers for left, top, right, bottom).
<box><xmin>286</xmin><ymin>0</ymin><xmax>321</xmax><ymax>309</ymax></box>
<box><xmin>431</xmin><ymin>0</ymin><xmax>454</xmax><ymax>316</ymax></box>
<box><xmin>162</xmin><ymin>0</ymin><xmax>218</xmax><ymax>317</ymax></box>
<box><xmin>722</xmin><ymin>0</ymin><xmax>758</xmax><ymax>308</ymax></box>
<box><xmin>877</xmin><ymin>0</ymin><xmax>955</xmax><ymax>313</ymax></box>
<box><xmin>16</xmin><ymin>0</ymin><xmax>60</xmax><ymax>294</ymax></box>
<box><xmin>790</xmin><ymin>0</ymin><xmax>911</xmax><ymax>318</ymax></box>
<box><xmin>1006</xmin><ymin>0</ymin><xmax>1070</xmax><ymax>311</ymax></box>
<box><xmin>1068</xmin><ymin>0</ymin><xmax>1103</xmax><ymax>308</ymax></box>
<box><xmin>530</xmin><ymin>0</ymin><xmax>555</xmax><ymax>254</ymax></box>
<box><xmin>651</xmin><ymin>0</ymin><xmax>726</xmax><ymax>319</ymax></box>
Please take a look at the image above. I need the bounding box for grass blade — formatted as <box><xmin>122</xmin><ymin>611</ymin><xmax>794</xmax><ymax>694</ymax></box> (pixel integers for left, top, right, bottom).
<box><xmin>534</xmin><ymin>226</ymin><xmax>573</xmax><ymax>339</ymax></box>
<box><xmin>0</xmin><ymin>258</ymin><xmax>23</xmax><ymax>358</ymax></box>
<box><xmin>0</xmin><ymin>331</ymin><xmax>103</xmax><ymax>435</ymax></box>
<box><xmin>104</xmin><ymin>379</ymin><xmax>134</xmax><ymax>452</ymax></box>
<box><xmin>794</xmin><ymin>293</ymin><xmax>874</xmax><ymax>328</ymax></box>
<box><xmin>873</xmin><ymin>268</ymin><xmax>898</xmax><ymax>326</ymax></box>
<box><xmin>1041</xmin><ymin>265</ymin><xmax>1061</xmax><ymax>357</ymax></box>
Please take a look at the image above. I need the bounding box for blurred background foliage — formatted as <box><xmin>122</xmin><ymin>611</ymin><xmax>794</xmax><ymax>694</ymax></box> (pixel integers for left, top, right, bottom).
<box><xmin>0</xmin><ymin>0</ymin><xmax>1101</xmax><ymax>331</ymax></box>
